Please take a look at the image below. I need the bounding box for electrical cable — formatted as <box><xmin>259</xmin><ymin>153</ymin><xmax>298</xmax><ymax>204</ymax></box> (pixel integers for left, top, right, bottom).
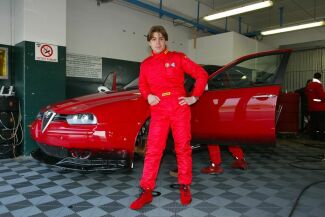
<box><xmin>288</xmin><ymin>154</ymin><xmax>325</xmax><ymax>170</ymax></box>
<box><xmin>285</xmin><ymin>139</ymin><xmax>325</xmax><ymax>216</ymax></box>
<box><xmin>0</xmin><ymin>111</ymin><xmax>17</xmax><ymax>141</ymax></box>
<box><xmin>287</xmin><ymin>138</ymin><xmax>325</xmax><ymax>170</ymax></box>
<box><xmin>0</xmin><ymin>112</ymin><xmax>11</xmax><ymax>129</ymax></box>
<box><xmin>288</xmin><ymin>180</ymin><xmax>325</xmax><ymax>217</ymax></box>
<box><xmin>0</xmin><ymin>100</ymin><xmax>23</xmax><ymax>158</ymax></box>
<box><xmin>289</xmin><ymin>138</ymin><xmax>325</xmax><ymax>148</ymax></box>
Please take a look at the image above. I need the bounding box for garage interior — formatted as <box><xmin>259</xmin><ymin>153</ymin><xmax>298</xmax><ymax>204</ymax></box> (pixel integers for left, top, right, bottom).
<box><xmin>0</xmin><ymin>0</ymin><xmax>325</xmax><ymax>216</ymax></box>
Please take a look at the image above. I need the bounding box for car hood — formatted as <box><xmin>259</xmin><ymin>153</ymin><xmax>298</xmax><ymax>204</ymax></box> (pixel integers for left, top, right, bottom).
<box><xmin>45</xmin><ymin>90</ymin><xmax>141</xmax><ymax>114</ymax></box>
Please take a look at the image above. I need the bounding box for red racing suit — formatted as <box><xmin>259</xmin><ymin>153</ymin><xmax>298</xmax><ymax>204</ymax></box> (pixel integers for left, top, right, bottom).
<box><xmin>207</xmin><ymin>145</ymin><xmax>244</xmax><ymax>165</ymax></box>
<box><xmin>305</xmin><ymin>79</ymin><xmax>325</xmax><ymax>111</ymax></box>
<box><xmin>139</xmin><ymin>49</ymin><xmax>208</xmax><ymax>189</ymax></box>
<box><xmin>305</xmin><ymin>78</ymin><xmax>325</xmax><ymax>134</ymax></box>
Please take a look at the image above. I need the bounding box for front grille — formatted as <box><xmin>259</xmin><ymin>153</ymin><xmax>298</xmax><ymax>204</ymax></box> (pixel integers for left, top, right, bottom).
<box><xmin>41</xmin><ymin>110</ymin><xmax>56</xmax><ymax>133</ymax></box>
<box><xmin>39</xmin><ymin>112</ymin><xmax>66</xmax><ymax>121</ymax></box>
<box><xmin>36</xmin><ymin>143</ymin><xmax>132</xmax><ymax>171</ymax></box>
<box><xmin>55</xmin><ymin>158</ymin><xmax>130</xmax><ymax>171</ymax></box>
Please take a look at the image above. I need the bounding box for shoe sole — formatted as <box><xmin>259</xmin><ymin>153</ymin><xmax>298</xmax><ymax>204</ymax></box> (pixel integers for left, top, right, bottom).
<box><xmin>130</xmin><ymin>199</ymin><xmax>153</xmax><ymax>210</ymax></box>
<box><xmin>181</xmin><ymin>200</ymin><xmax>192</xmax><ymax>205</ymax></box>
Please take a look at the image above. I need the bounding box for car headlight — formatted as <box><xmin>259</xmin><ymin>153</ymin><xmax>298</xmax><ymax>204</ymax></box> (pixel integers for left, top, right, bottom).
<box><xmin>66</xmin><ymin>114</ymin><xmax>98</xmax><ymax>125</ymax></box>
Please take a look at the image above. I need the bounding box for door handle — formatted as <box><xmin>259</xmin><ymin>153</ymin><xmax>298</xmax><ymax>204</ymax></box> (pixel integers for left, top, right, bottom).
<box><xmin>253</xmin><ymin>94</ymin><xmax>276</xmax><ymax>99</ymax></box>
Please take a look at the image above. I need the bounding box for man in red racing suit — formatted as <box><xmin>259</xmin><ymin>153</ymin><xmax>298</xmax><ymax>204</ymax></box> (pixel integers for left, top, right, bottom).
<box><xmin>130</xmin><ymin>25</ymin><xmax>208</xmax><ymax>210</ymax></box>
<box><xmin>305</xmin><ymin>72</ymin><xmax>325</xmax><ymax>139</ymax></box>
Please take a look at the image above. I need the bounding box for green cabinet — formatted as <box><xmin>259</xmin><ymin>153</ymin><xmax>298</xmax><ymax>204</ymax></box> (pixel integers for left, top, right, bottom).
<box><xmin>15</xmin><ymin>41</ymin><xmax>66</xmax><ymax>155</ymax></box>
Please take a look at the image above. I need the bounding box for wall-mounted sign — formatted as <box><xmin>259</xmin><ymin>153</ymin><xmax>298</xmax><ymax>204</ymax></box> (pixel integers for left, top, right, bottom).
<box><xmin>0</xmin><ymin>47</ymin><xmax>8</xmax><ymax>79</ymax></box>
<box><xmin>35</xmin><ymin>43</ymin><xmax>58</xmax><ymax>62</ymax></box>
<box><xmin>66</xmin><ymin>53</ymin><xmax>102</xmax><ymax>79</ymax></box>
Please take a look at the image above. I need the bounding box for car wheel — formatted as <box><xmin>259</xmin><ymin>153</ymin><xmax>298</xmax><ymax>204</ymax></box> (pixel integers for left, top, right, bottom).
<box><xmin>135</xmin><ymin>119</ymin><xmax>150</xmax><ymax>157</ymax></box>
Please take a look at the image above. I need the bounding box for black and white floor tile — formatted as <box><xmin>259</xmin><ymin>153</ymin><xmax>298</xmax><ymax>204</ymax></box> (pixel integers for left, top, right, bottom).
<box><xmin>0</xmin><ymin>138</ymin><xmax>325</xmax><ymax>217</ymax></box>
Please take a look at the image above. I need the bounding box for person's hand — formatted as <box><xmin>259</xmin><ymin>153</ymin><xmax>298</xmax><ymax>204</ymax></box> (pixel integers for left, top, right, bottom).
<box><xmin>147</xmin><ymin>94</ymin><xmax>160</xmax><ymax>105</ymax></box>
<box><xmin>178</xmin><ymin>96</ymin><xmax>198</xmax><ymax>106</ymax></box>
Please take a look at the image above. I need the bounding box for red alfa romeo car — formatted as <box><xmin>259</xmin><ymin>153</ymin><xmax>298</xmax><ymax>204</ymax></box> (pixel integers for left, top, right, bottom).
<box><xmin>30</xmin><ymin>49</ymin><xmax>291</xmax><ymax>171</ymax></box>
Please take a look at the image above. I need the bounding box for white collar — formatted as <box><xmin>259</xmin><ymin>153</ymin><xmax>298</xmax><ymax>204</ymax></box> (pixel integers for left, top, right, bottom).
<box><xmin>312</xmin><ymin>78</ymin><xmax>322</xmax><ymax>84</ymax></box>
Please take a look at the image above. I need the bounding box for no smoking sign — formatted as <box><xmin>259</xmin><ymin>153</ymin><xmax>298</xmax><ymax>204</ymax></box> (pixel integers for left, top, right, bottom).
<box><xmin>35</xmin><ymin>43</ymin><xmax>58</xmax><ymax>62</ymax></box>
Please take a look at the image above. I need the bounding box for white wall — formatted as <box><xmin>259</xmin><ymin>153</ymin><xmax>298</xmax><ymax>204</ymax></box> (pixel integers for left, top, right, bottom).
<box><xmin>67</xmin><ymin>0</ymin><xmax>192</xmax><ymax>62</ymax></box>
<box><xmin>13</xmin><ymin>0</ymin><xmax>24</xmax><ymax>45</ymax></box>
<box><xmin>188</xmin><ymin>31</ymin><xmax>275</xmax><ymax>65</ymax></box>
<box><xmin>1</xmin><ymin>0</ymin><xmax>323</xmax><ymax>61</ymax></box>
<box><xmin>0</xmin><ymin>0</ymin><xmax>12</xmax><ymax>45</ymax></box>
<box><xmin>0</xmin><ymin>0</ymin><xmax>66</xmax><ymax>46</ymax></box>
<box><xmin>22</xmin><ymin>0</ymin><xmax>66</xmax><ymax>46</ymax></box>
<box><xmin>188</xmin><ymin>32</ymin><xmax>234</xmax><ymax>65</ymax></box>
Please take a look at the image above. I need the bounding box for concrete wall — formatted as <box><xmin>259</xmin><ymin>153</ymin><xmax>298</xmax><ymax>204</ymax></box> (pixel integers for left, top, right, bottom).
<box><xmin>0</xmin><ymin>0</ymin><xmax>66</xmax><ymax>46</ymax></box>
<box><xmin>0</xmin><ymin>0</ymin><xmax>323</xmax><ymax>61</ymax></box>
<box><xmin>188</xmin><ymin>31</ymin><xmax>275</xmax><ymax>65</ymax></box>
<box><xmin>0</xmin><ymin>0</ymin><xmax>12</xmax><ymax>45</ymax></box>
<box><xmin>66</xmin><ymin>0</ymin><xmax>192</xmax><ymax>62</ymax></box>
<box><xmin>19</xmin><ymin>0</ymin><xmax>66</xmax><ymax>46</ymax></box>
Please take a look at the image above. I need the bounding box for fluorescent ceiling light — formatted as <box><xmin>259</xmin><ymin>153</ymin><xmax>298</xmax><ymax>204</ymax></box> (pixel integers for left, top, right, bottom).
<box><xmin>204</xmin><ymin>0</ymin><xmax>273</xmax><ymax>21</ymax></box>
<box><xmin>261</xmin><ymin>20</ymin><xmax>325</xmax><ymax>35</ymax></box>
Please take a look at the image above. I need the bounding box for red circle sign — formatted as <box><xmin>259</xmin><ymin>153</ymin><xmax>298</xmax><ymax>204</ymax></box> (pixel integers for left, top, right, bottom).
<box><xmin>40</xmin><ymin>44</ymin><xmax>53</xmax><ymax>57</ymax></box>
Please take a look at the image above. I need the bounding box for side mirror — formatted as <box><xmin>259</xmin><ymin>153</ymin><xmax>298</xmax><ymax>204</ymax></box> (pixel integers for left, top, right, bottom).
<box><xmin>98</xmin><ymin>86</ymin><xmax>111</xmax><ymax>93</ymax></box>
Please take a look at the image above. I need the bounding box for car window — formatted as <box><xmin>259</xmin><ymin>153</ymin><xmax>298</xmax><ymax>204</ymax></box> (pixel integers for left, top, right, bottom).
<box><xmin>185</xmin><ymin>65</ymin><xmax>221</xmax><ymax>92</ymax></box>
<box><xmin>208</xmin><ymin>53</ymin><xmax>284</xmax><ymax>90</ymax></box>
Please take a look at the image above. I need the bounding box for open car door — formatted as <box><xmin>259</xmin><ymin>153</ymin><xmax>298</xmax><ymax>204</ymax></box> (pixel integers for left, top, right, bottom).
<box><xmin>191</xmin><ymin>49</ymin><xmax>291</xmax><ymax>145</ymax></box>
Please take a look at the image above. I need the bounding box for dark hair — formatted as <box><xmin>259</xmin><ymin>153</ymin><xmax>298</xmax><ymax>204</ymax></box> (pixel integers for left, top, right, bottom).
<box><xmin>314</xmin><ymin>72</ymin><xmax>321</xmax><ymax>79</ymax></box>
<box><xmin>147</xmin><ymin>25</ymin><xmax>168</xmax><ymax>41</ymax></box>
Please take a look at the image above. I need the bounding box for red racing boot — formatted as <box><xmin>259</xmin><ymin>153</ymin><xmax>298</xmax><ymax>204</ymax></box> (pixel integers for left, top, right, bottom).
<box><xmin>231</xmin><ymin>158</ymin><xmax>248</xmax><ymax>170</ymax></box>
<box><xmin>180</xmin><ymin>184</ymin><xmax>192</xmax><ymax>205</ymax></box>
<box><xmin>200</xmin><ymin>163</ymin><xmax>224</xmax><ymax>174</ymax></box>
<box><xmin>130</xmin><ymin>188</ymin><xmax>153</xmax><ymax>210</ymax></box>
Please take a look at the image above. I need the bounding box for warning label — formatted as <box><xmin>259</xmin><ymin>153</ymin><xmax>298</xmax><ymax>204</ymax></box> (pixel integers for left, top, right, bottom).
<box><xmin>35</xmin><ymin>43</ymin><xmax>58</xmax><ymax>62</ymax></box>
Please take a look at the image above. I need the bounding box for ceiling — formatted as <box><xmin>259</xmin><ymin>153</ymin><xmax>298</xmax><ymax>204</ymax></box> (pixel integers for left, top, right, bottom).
<box><xmin>107</xmin><ymin>0</ymin><xmax>325</xmax><ymax>42</ymax></box>
<box><xmin>199</xmin><ymin>0</ymin><xmax>325</xmax><ymax>32</ymax></box>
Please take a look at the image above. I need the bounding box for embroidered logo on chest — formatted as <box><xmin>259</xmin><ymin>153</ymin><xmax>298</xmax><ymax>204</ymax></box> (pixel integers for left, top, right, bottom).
<box><xmin>165</xmin><ymin>62</ymin><xmax>176</xmax><ymax>68</ymax></box>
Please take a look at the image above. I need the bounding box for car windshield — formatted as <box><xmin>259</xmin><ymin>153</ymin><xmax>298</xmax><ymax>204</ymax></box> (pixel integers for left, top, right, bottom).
<box><xmin>123</xmin><ymin>77</ymin><xmax>139</xmax><ymax>90</ymax></box>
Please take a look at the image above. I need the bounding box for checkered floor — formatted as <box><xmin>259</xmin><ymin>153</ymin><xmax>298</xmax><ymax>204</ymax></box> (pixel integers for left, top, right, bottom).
<box><xmin>0</xmin><ymin>138</ymin><xmax>325</xmax><ymax>217</ymax></box>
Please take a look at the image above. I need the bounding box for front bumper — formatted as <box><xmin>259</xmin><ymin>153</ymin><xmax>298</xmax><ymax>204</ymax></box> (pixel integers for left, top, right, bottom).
<box><xmin>30</xmin><ymin>119</ymin><xmax>129</xmax><ymax>151</ymax></box>
<box><xmin>32</xmin><ymin>144</ymin><xmax>132</xmax><ymax>171</ymax></box>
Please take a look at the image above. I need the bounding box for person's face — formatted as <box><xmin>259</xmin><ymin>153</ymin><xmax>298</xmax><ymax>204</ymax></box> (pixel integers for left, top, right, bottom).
<box><xmin>148</xmin><ymin>32</ymin><xmax>167</xmax><ymax>54</ymax></box>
